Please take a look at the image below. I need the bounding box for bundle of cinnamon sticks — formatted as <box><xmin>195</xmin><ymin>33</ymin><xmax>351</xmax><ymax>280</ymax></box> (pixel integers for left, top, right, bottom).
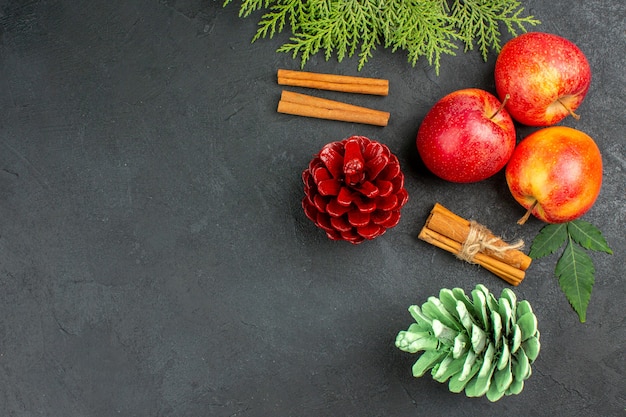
<box><xmin>418</xmin><ymin>203</ymin><xmax>532</xmax><ymax>286</ymax></box>
<box><xmin>276</xmin><ymin>69</ymin><xmax>390</xmax><ymax>126</ymax></box>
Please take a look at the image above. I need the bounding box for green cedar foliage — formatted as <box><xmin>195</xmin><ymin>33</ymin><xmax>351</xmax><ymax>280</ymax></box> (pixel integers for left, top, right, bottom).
<box><xmin>223</xmin><ymin>0</ymin><xmax>540</xmax><ymax>73</ymax></box>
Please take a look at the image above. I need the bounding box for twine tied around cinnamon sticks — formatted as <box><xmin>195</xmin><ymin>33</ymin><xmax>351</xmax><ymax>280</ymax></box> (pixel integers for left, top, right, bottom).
<box><xmin>418</xmin><ymin>203</ymin><xmax>532</xmax><ymax>286</ymax></box>
<box><xmin>456</xmin><ymin>220</ymin><xmax>525</xmax><ymax>264</ymax></box>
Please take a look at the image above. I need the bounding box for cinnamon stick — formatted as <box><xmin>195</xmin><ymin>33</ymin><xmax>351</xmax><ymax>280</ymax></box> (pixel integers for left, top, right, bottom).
<box><xmin>418</xmin><ymin>227</ymin><xmax>525</xmax><ymax>286</ymax></box>
<box><xmin>427</xmin><ymin>203</ymin><xmax>531</xmax><ymax>271</ymax></box>
<box><xmin>277</xmin><ymin>90</ymin><xmax>390</xmax><ymax>126</ymax></box>
<box><xmin>277</xmin><ymin>69</ymin><xmax>389</xmax><ymax>96</ymax></box>
<box><xmin>418</xmin><ymin>203</ymin><xmax>532</xmax><ymax>286</ymax></box>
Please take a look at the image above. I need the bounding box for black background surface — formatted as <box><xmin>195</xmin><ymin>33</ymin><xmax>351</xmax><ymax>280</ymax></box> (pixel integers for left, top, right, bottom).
<box><xmin>0</xmin><ymin>1</ymin><xmax>624</xmax><ymax>416</ymax></box>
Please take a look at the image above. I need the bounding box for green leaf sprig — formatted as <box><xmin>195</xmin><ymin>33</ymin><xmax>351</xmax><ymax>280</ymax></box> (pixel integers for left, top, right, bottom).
<box><xmin>529</xmin><ymin>220</ymin><xmax>613</xmax><ymax>323</ymax></box>
<box><xmin>223</xmin><ymin>0</ymin><xmax>540</xmax><ymax>73</ymax></box>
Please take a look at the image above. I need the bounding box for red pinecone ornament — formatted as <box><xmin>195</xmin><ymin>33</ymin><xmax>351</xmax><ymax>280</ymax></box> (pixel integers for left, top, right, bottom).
<box><xmin>302</xmin><ymin>135</ymin><xmax>409</xmax><ymax>244</ymax></box>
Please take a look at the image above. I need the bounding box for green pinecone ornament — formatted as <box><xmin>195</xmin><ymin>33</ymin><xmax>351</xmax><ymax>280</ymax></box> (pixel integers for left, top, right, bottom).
<box><xmin>395</xmin><ymin>285</ymin><xmax>540</xmax><ymax>402</ymax></box>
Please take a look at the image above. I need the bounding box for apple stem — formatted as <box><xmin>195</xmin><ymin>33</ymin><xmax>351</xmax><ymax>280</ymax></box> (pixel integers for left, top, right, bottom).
<box><xmin>489</xmin><ymin>94</ymin><xmax>510</xmax><ymax>119</ymax></box>
<box><xmin>517</xmin><ymin>199</ymin><xmax>538</xmax><ymax>225</ymax></box>
<box><xmin>557</xmin><ymin>98</ymin><xmax>581</xmax><ymax>120</ymax></box>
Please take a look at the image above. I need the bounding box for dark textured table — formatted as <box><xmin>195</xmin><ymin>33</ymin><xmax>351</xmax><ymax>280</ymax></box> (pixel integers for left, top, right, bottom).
<box><xmin>1</xmin><ymin>1</ymin><xmax>624</xmax><ymax>416</ymax></box>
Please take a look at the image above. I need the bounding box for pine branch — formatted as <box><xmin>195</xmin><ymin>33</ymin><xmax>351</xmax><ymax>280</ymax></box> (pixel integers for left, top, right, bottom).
<box><xmin>451</xmin><ymin>0</ymin><xmax>540</xmax><ymax>60</ymax></box>
<box><xmin>225</xmin><ymin>0</ymin><xmax>540</xmax><ymax>72</ymax></box>
<box><xmin>384</xmin><ymin>0</ymin><xmax>460</xmax><ymax>74</ymax></box>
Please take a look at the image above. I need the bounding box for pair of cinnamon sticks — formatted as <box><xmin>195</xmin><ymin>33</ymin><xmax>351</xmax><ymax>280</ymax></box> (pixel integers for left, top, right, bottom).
<box><xmin>418</xmin><ymin>203</ymin><xmax>532</xmax><ymax>286</ymax></box>
<box><xmin>276</xmin><ymin>69</ymin><xmax>390</xmax><ymax>126</ymax></box>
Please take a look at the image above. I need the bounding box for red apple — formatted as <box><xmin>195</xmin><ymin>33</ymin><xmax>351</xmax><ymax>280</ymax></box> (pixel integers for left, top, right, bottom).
<box><xmin>416</xmin><ymin>88</ymin><xmax>516</xmax><ymax>183</ymax></box>
<box><xmin>494</xmin><ymin>32</ymin><xmax>591</xmax><ymax>126</ymax></box>
<box><xmin>505</xmin><ymin>126</ymin><xmax>602</xmax><ymax>224</ymax></box>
